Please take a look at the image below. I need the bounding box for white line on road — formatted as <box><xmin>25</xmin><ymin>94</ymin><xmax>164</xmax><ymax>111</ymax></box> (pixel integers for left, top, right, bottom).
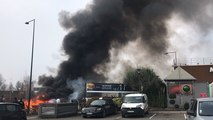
<box><xmin>27</xmin><ymin>116</ymin><xmax>38</xmax><ymax>120</ymax></box>
<box><xmin>184</xmin><ymin>113</ymin><xmax>187</xmax><ymax>120</ymax></box>
<box><xmin>116</xmin><ymin>116</ymin><xmax>122</xmax><ymax>119</ymax></box>
<box><xmin>149</xmin><ymin>113</ymin><xmax>157</xmax><ymax>119</ymax></box>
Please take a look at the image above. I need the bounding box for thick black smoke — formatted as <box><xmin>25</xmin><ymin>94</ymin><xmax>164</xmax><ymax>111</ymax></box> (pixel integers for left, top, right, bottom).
<box><xmin>38</xmin><ymin>0</ymin><xmax>213</xmax><ymax>99</ymax></box>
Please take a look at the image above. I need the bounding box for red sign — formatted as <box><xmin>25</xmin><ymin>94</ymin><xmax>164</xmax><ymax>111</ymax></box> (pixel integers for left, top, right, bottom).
<box><xmin>199</xmin><ymin>93</ymin><xmax>208</xmax><ymax>98</ymax></box>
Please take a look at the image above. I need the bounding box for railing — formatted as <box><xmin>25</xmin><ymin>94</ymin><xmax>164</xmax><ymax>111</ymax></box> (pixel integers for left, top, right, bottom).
<box><xmin>178</xmin><ymin>57</ymin><xmax>213</xmax><ymax>66</ymax></box>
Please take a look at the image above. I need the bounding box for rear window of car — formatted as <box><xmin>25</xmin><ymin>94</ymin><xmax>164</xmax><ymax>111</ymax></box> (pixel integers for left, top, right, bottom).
<box><xmin>0</xmin><ymin>104</ymin><xmax>17</xmax><ymax>112</ymax></box>
<box><xmin>90</xmin><ymin>100</ymin><xmax>106</xmax><ymax>106</ymax></box>
<box><xmin>199</xmin><ymin>101</ymin><xmax>213</xmax><ymax>116</ymax></box>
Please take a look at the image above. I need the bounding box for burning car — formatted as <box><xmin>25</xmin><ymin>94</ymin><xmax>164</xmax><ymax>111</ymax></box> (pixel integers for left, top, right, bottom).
<box><xmin>81</xmin><ymin>98</ymin><xmax>117</xmax><ymax>118</ymax></box>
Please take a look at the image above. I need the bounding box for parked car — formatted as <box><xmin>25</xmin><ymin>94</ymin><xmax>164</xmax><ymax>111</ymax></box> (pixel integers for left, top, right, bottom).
<box><xmin>186</xmin><ymin>97</ymin><xmax>213</xmax><ymax>120</ymax></box>
<box><xmin>0</xmin><ymin>102</ymin><xmax>27</xmax><ymax>120</ymax></box>
<box><xmin>81</xmin><ymin>98</ymin><xmax>117</xmax><ymax>118</ymax></box>
<box><xmin>121</xmin><ymin>93</ymin><xmax>149</xmax><ymax>117</ymax></box>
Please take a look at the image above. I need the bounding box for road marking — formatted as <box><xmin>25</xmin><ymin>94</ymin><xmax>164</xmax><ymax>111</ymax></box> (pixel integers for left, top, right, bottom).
<box><xmin>184</xmin><ymin>113</ymin><xmax>187</xmax><ymax>120</ymax></box>
<box><xmin>27</xmin><ymin>116</ymin><xmax>38</xmax><ymax>120</ymax></box>
<box><xmin>149</xmin><ymin>113</ymin><xmax>157</xmax><ymax>119</ymax></box>
<box><xmin>116</xmin><ymin>115</ymin><xmax>122</xmax><ymax>119</ymax></box>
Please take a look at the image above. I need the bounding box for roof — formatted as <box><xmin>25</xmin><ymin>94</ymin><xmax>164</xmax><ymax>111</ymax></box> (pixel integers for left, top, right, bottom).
<box><xmin>194</xmin><ymin>97</ymin><xmax>213</xmax><ymax>102</ymax></box>
<box><xmin>125</xmin><ymin>93</ymin><xmax>146</xmax><ymax>97</ymax></box>
<box><xmin>164</xmin><ymin>66</ymin><xmax>196</xmax><ymax>81</ymax></box>
<box><xmin>0</xmin><ymin>102</ymin><xmax>19</xmax><ymax>105</ymax></box>
<box><xmin>164</xmin><ymin>65</ymin><xmax>213</xmax><ymax>83</ymax></box>
<box><xmin>181</xmin><ymin>65</ymin><xmax>213</xmax><ymax>83</ymax></box>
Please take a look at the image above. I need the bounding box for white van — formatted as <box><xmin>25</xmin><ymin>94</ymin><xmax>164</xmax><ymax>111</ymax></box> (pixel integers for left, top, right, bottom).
<box><xmin>121</xmin><ymin>93</ymin><xmax>148</xmax><ymax>117</ymax></box>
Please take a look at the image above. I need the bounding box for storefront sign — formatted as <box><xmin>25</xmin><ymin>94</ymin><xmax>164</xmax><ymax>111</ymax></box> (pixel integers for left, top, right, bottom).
<box><xmin>210</xmin><ymin>67</ymin><xmax>213</xmax><ymax>72</ymax></box>
<box><xmin>86</xmin><ymin>83</ymin><xmax>132</xmax><ymax>91</ymax></box>
<box><xmin>199</xmin><ymin>93</ymin><xmax>208</xmax><ymax>98</ymax></box>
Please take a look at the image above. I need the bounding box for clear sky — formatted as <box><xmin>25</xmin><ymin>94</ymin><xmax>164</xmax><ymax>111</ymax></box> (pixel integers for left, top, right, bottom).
<box><xmin>0</xmin><ymin>0</ymin><xmax>92</xmax><ymax>84</ymax></box>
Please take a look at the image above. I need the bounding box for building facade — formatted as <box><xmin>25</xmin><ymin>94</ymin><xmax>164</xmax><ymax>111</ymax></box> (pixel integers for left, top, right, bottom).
<box><xmin>164</xmin><ymin>65</ymin><xmax>213</xmax><ymax>109</ymax></box>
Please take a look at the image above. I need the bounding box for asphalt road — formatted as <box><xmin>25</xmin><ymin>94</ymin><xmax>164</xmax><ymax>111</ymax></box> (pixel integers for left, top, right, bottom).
<box><xmin>27</xmin><ymin>111</ymin><xmax>186</xmax><ymax>120</ymax></box>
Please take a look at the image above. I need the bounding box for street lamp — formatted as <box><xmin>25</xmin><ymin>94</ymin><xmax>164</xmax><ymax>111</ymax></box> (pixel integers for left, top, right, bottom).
<box><xmin>136</xmin><ymin>69</ymin><xmax>143</xmax><ymax>93</ymax></box>
<box><xmin>25</xmin><ymin>19</ymin><xmax>35</xmax><ymax>114</ymax></box>
<box><xmin>165</xmin><ymin>51</ymin><xmax>177</xmax><ymax>67</ymax></box>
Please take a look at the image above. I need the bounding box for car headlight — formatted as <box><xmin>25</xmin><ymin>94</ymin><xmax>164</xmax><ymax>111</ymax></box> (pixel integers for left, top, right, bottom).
<box><xmin>96</xmin><ymin>108</ymin><xmax>102</xmax><ymax>111</ymax></box>
<box><xmin>82</xmin><ymin>108</ymin><xmax>85</xmax><ymax>111</ymax></box>
<box><xmin>136</xmin><ymin>104</ymin><xmax>144</xmax><ymax>109</ymax></box>
<box><xmin>121</xmin><ymin>104</ymin><xmax>126</xmax><ymax>109</ymax></box>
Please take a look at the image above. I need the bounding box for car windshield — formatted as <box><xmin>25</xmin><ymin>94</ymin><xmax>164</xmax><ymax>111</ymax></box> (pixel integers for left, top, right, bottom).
<box><xmin>199</xmin><ymin>101</ymin><xmax>213</xmax><ymax>116</ymax></box>
<box><xmin>90</xmin><ymin>100</ymin><xmax>106</xmax><ymax>106</ymax></box>
<box><xmin>123</xmin><ymin>96</ymin><xmax>144</xmax><ymax>103</ymax></box>
<box><xmin>0</xmin><ymin>104</ymin><xmax>17</xmax><ymax>112</ymax></box>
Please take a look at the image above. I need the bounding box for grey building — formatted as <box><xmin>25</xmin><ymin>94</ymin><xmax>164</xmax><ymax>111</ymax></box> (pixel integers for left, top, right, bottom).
<box><xmin>164</xmin><ymin>65</ymin><xmax>213</xmax><ymax>109</ymax></box>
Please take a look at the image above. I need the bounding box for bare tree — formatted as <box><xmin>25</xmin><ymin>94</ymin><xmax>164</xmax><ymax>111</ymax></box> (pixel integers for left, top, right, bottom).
<box><xmin>15</xmin><ymin>81</ymin><xmax>24</xmax><ymax>91</ymax></box>
<box><xmin>8</xmin><ymin>82</ymin><xmax>14</xmax><ymax>91</ymax></box>
<box><xmin>0</xmin><ymin>74</ymin><xmax>7</xmax><ymax>91</ymax></box>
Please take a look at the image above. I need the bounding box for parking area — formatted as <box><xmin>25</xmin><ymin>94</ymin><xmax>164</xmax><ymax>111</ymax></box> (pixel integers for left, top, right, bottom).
<box><xmin>27</xmin><ymin>111</ymin><xmax>186</xmax><ymax>120</ymax></box>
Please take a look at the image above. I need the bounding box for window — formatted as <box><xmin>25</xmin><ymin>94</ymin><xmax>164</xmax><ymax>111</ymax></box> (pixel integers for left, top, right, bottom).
<box><xmin>90</xmin><ymin>100</ymin><xmax>106</xmax><ymax>106</ymax></box>
<box><xmin>190</xmin><ymin>99</ymin><xmax>197</xmax><ymax>113</ymax></box>
<box><xmin>123</xmin><ymin>96</ymin><xmax>144</xmax><ymax>103</ymax></box>
<box><xmin>6</xmin><ymin>105</ymin><xmax>17</xmax><ymax>112</ymax></box>
<box><xmin>0</xmin><ymin>105</ymin><xmax>6</xmax><ymax>111</ymax></box>
<box><xmin>199</xmin><ymin>101</ymin><xmax>213</xmax><ymax>116</ymax></box>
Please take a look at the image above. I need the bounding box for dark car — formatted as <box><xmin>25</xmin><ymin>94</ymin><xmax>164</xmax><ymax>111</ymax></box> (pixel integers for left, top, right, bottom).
<box><xmin>81</xmin><ymin>99</ymin><xmax>117</xmax><ymax>118</ymax></box>
<box><xmin>0</xmin><ymin>102</ymin><xmax>27</xmax><ymax>120</ymax></box>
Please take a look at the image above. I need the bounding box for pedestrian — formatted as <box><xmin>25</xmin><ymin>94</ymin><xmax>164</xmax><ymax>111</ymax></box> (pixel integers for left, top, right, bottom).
<box><xmin>19</xmin><ymin>98</ymin><xmax>25</xmax><ymax>109</ymax></box>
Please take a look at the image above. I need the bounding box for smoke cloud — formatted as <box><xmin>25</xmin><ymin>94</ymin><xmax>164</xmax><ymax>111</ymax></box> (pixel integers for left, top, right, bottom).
<box><xmin>39</xmin><ymin>0</ymin><xmax>213</xmax><ymax>99</ymax></box>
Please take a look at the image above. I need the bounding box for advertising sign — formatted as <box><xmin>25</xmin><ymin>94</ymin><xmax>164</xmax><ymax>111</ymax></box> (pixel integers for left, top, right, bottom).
<box><xmin>86</xmin><ymin>83</ymin><xmax>132</xmax><ymax>91</ymax></box>
<box><xmin>169</xmin><ymin>84</ymin><xmax>192</xmax><ymax>95</ymax></box>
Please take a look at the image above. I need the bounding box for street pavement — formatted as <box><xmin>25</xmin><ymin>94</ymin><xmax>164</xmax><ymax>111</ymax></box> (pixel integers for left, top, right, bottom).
<box><xmin>27</xmin><ymin>110</ymin><xmax>186</xmax><ymax>120</ymax></box>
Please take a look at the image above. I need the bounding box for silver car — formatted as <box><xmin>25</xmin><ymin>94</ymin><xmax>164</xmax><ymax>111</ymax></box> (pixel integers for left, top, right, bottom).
<box><xmin>186</xmin><ymin>97</ymin><xmax>213</xmax><ymax>120</ymax></box>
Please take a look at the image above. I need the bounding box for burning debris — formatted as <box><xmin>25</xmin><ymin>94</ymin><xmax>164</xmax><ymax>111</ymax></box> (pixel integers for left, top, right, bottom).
<box><xmin>24</xmin><ymin>94</ymin><xmax>49</xmax><ymax>113</ymax></box>
<box><xmin>38</xmin><ymin>0</ymin><xmax>213</xmax><ymax>100</ymax></box>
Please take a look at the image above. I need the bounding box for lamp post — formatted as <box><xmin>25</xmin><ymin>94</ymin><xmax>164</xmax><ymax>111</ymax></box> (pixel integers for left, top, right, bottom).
<box><xmin>25</xmin><ymin>19</ymin><xmax>35</xmax><ymax>114</ymax></box>
<box><xmin>165</xmin><ymin>51</ymin><xmax>177</xmax><ymax>67</ymax></box>
<box><xmin>136</xmin><ymin>69</ymin><xmax>143</xmax><ymax>93</ymax></box>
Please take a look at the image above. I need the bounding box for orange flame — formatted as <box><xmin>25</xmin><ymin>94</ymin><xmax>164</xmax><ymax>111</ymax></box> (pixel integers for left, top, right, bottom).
<box><xmin>24</xmin><ymin>95</ymin><xmax>49</xmax><ymax>111</ymax></box>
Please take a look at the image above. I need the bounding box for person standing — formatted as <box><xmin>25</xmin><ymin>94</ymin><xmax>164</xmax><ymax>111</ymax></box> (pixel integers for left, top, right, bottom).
<box><xmin>19</xmin><ymin>98</ymin><xmax>25</xmax><ymax>109</ymax></box>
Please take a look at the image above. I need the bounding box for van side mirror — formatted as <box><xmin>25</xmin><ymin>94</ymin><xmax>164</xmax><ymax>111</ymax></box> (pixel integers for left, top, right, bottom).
<box><xmin>187</xmin><ymin>110</ymin><xmax>196</xmax><ymax>117</ymax></box>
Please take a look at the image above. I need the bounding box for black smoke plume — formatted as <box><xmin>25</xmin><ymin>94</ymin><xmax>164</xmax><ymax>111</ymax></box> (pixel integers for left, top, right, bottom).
<box><xmin>38</xmin><ymin>0</ymin><xmax>213</xmax><ymax>99</ymax></box>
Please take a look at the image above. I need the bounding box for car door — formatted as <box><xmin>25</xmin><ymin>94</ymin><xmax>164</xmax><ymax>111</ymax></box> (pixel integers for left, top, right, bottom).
<box><xmin>107</xmin><ymin>100</ymin><xmax>116</xmax><ymax>114</ymax></box>
<box><xmin>187</xmin><ymin>99</ymin><xmax>197</xmax><ymax>120</ymax></box>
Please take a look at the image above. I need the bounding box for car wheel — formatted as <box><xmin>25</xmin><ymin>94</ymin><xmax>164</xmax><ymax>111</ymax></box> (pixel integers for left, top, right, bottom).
<box><xmin>122</xmin><ymin>114</ymin><xmax>126</xmax><ymax>118</ymax></box>
<box><xmin>102</xmin><ymin>110</ymin><xmax>106</xmax><ymax>118</ymax></box>
<box><xmin>82</xmin><ymin>115</ymin><xmax>87</xmax><ymax>118</ymax></box>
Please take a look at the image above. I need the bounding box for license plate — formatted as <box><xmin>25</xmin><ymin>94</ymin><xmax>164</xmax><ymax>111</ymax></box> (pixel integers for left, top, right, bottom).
<box><xmin>127</xmin><ymin>110</ymin><xmax>134</xmax><ymax>113</ymax></box>
<box><xmin>87</xmin><ymin>113</ymin><xmax>93</xmax><ymax>115</ymax></box>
